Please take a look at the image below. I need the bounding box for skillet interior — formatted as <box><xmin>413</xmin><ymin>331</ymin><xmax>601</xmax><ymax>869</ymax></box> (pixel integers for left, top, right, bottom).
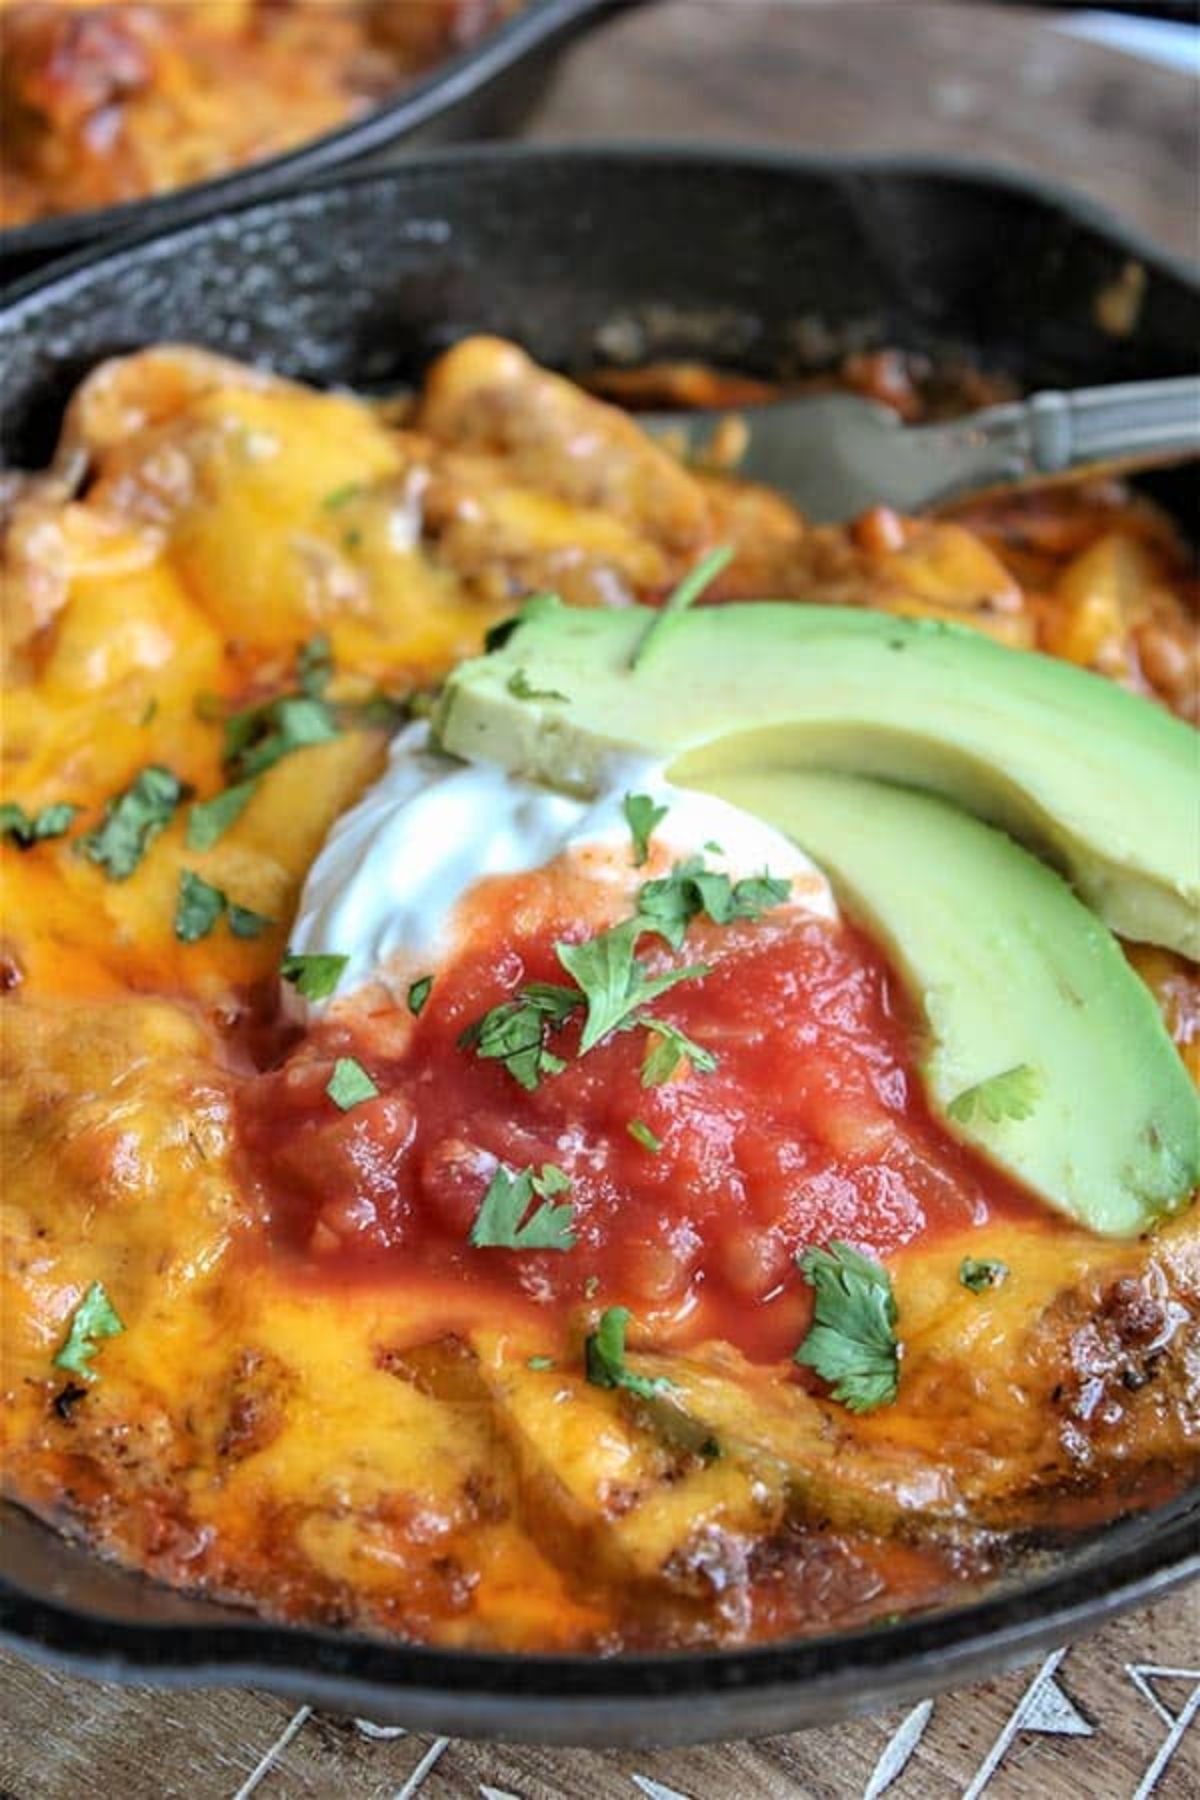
<box><xmin>0</xmin><ymin>146</ymin><xmax>1197</xmax><ymax>1743</ymax></box>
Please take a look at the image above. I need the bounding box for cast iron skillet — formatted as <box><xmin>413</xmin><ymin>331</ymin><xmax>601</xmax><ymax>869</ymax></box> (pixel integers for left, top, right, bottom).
<box><xmin>1</xmin><ymin>147</ymin><xmax>1197</xmax><ymax>1745</ymax></box>
<box><xmin>0</xmin><ymin>0</ymin><xmax>614</xmax><ymax>283</ymax></box>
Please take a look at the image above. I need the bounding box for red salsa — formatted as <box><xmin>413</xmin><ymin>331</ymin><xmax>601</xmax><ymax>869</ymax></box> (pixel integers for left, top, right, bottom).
<box><xmin>237</xmin><ymin>868</ymin><xmax>1039</xmax><ymax>1361</ymax></box>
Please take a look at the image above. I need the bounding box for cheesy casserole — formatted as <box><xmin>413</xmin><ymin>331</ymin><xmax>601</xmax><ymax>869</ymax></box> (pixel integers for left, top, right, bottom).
<box><xmin>1</xmin><ymin>338</ymin><xmax>1197</xmax><ymax>1650</ymax></box>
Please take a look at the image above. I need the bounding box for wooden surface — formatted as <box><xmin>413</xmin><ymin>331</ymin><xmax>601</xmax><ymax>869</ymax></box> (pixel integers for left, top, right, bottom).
<box><xmin>3</xmin><ymin>4</ymin><xmax>1198</xmax><ymax>1796</ymax></box>
<box><xmin>526</xmin><ymin>1</ymin><xmax>1199</xmax><ymax>259</ymax></box>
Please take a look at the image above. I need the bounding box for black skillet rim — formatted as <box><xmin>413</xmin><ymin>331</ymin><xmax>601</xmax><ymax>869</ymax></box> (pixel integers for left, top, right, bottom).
<box><xmin>5</xmin><ymin>139</ymin><xmax>1199</xmax><ymax>317</ymax></box>
<box><xmin>1</xmin><ymin>142</ymin><xmax>1197</xmax><ymax>1737</ymax></box>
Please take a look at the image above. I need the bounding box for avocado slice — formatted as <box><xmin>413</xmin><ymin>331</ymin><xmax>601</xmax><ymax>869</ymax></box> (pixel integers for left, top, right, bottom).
<box><xmin>434</xmin><ymin>599</ymin><xmax>1199</xmax><ymax>958</ymax></box>
<box><xmin>697</xmin><ymin>769</ymin><xmax>1199</xmax><ymax>1234</ymax></box>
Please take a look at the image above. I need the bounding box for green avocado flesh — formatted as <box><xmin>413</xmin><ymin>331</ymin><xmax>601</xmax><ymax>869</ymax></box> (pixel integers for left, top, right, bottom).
<box><xmin>699</xmin><ymin>769</ymin><xmax>1199</xmax><ymax>1235</ymax></box>
<box><xmin>434</xmin><ymin>599</ymin><xmax>1199</xmax><ymax>958</ymax></box>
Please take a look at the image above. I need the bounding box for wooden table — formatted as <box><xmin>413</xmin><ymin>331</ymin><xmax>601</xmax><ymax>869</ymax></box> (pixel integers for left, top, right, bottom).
<box><xmin>2</xmin><ymin>5</ymin><xmax>1197</xmax><ymax>1796</ymax></box>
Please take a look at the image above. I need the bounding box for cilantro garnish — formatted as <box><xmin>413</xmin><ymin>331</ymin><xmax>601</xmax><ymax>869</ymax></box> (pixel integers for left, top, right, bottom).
<box><xmin>959</xmin><ymin>1257</ymin><xmax>1010</xmax><ymax>1294</ymax></box>
<box><xmin>630</xmin><ymin>543</ymin><xmax>734</xmax><ymax>670</ymax></box>
<box><xmin>326</xmin><ymin>1057</ymin><xmax>379</xmax><ymax>1111</ymax></box>
<box><xmin>0</xmin><ymin>801</ymin><xmax>78</xmax><ymax>849</ymax></box>
<box><xmin>53</xmin><ymin>1281</ymin><xmax>124</xmax><ymax>1382</ymax></box>
<box><xmin>793</xmin><ymin>1241</ymin><xmax>899</xmax><ymax>1413</ymax></box>
<box><xmin>636</xmin><ymin>858</ymin><xmax>791</xmax><ymax>950</ymax></box>
<box><xmin>280</xmin><ymin>950</ymin><xmax>349</xmax><ymax>1002</ymax></box>
<box><xmin>175</xmin><ymin>870</ymin><xmax>272</xmax><ymax>943</ymax></box>
<box><xmin>224</xmin><ymin>694</ymin><xmax>339</xmax><ymax>782</ymax></box>
<box><xmin>228</xmin><ymin>902</ymin><xmax>271</xmax><ymax>939</ymax></box>
<box><xmin>947</xmin><ymin>1064</ymin><xmax>1042</xmax><ymax>1126</ymax></box>
<box><xmin>507</xmin><ymin>668</ymin><xmax>567</xmax><ymax>703</ymax></box>
<box><xmin>297</xmin><ymin>633</ymin><xmax>333</xmax><ymax>699</ymax></box>
<box><xmin>78</xmin><ymin>766</ymin><xmax>186</xmax><ymax>879</ymax></box>
<box><xmin>407</xmin><ymin>974</ymin><xmax>433</xmax><ymax>1017</ymax></box>
<box><xmin>527</xmin><ymin>1354</ymin><xmax>557</xmax><ymax>1371</ymax></box>
<box><xmin>627</xmin><ymin>1118</ymin><xmax>662</xmax><ymax>1154</ymax></box>
<box><xmin>175</xmin><ymin>871</ymin><xmax>225</xmax><ymax>942</ymax></box>
<box><xmin>322</xmin><ymin>482</ymin><xmax>362</xmax><ymax>511</ymax></box>
<box><xmin>585</xmin><ymin>1306</ymin><xmax>672</xmax><ymax>1401</ymax></box>
<box><xmin>469</xmin><ymin>1163</ymin><xmax>576</xmax><ymax>1251</ymax></box>
<box><xmin>556</xmin><ymin>918</ymin><xmax>708</xmax><ymax>1054</ymax></box>
<box><xmin>458</xmin><ymin>981</ymin><xmax>579</xmax><ymax>1090</ymax></box>
<box><xmin>640</xmin><ymin>1017</ymin><xmax>718</xmax><ymax>1087</ymax></box>
<box><xmin>460</xmin><ymin>847</ymin><xmax>786</xmax><ymax>1091</ymax></box>
<box><xmin>185</xmin><ymin>778</ymin><xmax>257</xmax><ymax>851</ymax></box>
<box><xmin>622</xmin><ymin>792</ymin><xmax>667</xmax><ymax>868</ymax></box>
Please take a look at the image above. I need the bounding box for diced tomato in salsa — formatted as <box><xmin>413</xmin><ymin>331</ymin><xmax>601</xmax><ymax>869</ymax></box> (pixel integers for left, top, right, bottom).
<box><xmin>237</xmin><ymin>874</ymin><xmax>1040</xmax><ymax>1361</ymax></box>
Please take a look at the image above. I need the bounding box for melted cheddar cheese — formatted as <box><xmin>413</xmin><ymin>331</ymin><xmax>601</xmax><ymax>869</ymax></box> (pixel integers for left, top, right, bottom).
<box><xmin>1</xmin><ymin>339</ymin><xmax>1197</xmax><ymax>1649</ymax></box>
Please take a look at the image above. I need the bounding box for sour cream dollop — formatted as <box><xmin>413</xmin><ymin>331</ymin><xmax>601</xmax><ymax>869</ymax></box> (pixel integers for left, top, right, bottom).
<box><xmin>290</xmin><ymin>723</ymin><xmax>838</xmax><ymax>1008</ymax></box>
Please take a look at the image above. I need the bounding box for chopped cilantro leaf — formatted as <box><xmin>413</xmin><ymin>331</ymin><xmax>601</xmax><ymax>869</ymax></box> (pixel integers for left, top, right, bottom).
<box><xmin>323</xmin><ymin>482</ymin><xmax>362</xmax><ymax>511</ymax></box>
<box><xmin>0</xmin><ymin>801</ymin><xmax>78</xmax><ymax>848</ymax></box>
<box><xmin>78</xmin><ymin>766</ymin><xmax>185</xmax><ymax>879</ymax></box>
<box><xmin>947</xmin><ymin>1064</ymin><xmax>1042</xmax><ymax>1126</ymax></box>
<box><xmin>959</xmin><ymin>1257</ymin><xmax>1010</xmax><ymax>1294</ymax></box>
<box><xmin>507</xmin><ymin>668</ymin><xmax>567</xmax><ymax>703</ymax></box>
<box><xmin>622</xmin><ymin>792</ymin><xmax>668</xmax><ymax>868</ymax></box>
<box><xmin>297</xmin><ymin>633</ymin><xmax>333</xmax><ymax>698</ymax></box>
<box><xmin>731</xmin><ymin>872</ymin><xmax>795</xmax><ymax>914</ymax></box>
<box><xmin>53</xmin><ymin>1281</ymin><xmax>124</xmax><ymax>1383</ymax></box>
<box><xmin>226</xmin><ymin>901</ymin><xmax>273</xmax><ymax>940</ymax></box>
<box><xmin>640</xmin><ymin>1017</ymin><xmax>718</xmax><ymax>1087</ymax></box>
<box><xmin>280</xmin><ymin>950</ymin><xmax>348</xmax><ymax>1002</ymax></box>
<box><xmin>636</xmin><ymin>858</ymin><xmax>791</xmax><ymax>949</ymax></box>
<box><xmin>459</xmin><ymin>982</ymin><xmax>579</xmax><ymax>1090</ymax></box>
<box><xmin>555</xmin><ymin>918</ymin><xmax>708</xmax><ymax>1053</ymax></box>
<box><xmin>175</xmin><ymin>871</ymin><xmax>272</xmax><ymax>943</ymax></box>
<box><xmin>793</xmin><ymin>1241</ymin><xmax>899</xmax><ymax>1413</ymax></box>
<box><xmin>326</xmin><ymin>1057</ymin><xmax>379</xmax><ymax>1111</ymax></box>
<box><xmin>175</xmin><ymin>870</ymin><xmax>227</xmax><ymax>942</ymax></box>
<box><xmin>186</xmin><ymin>778</ymin><xmax>258</xmax><ymax>851</ymax></box>
<box><xmin>407</xmin><ymin>975</ymin><xmax>433</xmax><ymax>1016</ymax></box>
<box><xmin>225</xmin><ymin>694</ymin><xmax>339</xmax><ymax>781</ymax></box>
<box><xmin>627</xmin><ymin>1118</ymin><xmax>662</xmax><ymax>1154</ymax></box>
<box><xmin>469</xmin><ymin>1164</ymin><xmax>577</xmax><ymax>1251</ymax></box>
<box><xmin>631</xmin><ymin>544</ymin><xmax>734</xmax><ymax>669</ymax></box>
<box><xmin>527</xmin><ymin>1354</ymin><xmax>556</xmax><ymax>1371</ymax></box>
<box><xmin>585</xmin><ymin>1306</ymin><xmax>672</xmax><ymax>1401</ymax></box>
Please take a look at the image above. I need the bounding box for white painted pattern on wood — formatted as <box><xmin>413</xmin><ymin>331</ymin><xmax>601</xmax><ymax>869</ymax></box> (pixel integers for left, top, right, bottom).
<box><xmin>962</xmin><ymin>1650</ymin><xmax>1093</xmax><ymax>1800</ymax></box>
<box><xmin>392</xmin><ymin>1735</ymin><xmax>451</xmax><ymax>1798</ymax></box>
<box><xmin>1126</xmin><ymin>1666</ymin><xmax>1200</xmax><ymax>1800</ymax></box>
<box><xmin>229</xmin><ymin>1704</ymin><xmax>312</xmax><ymax>1800</ymax></box>
<box><xmin>862</xmin><ymin>1698</ymin><xmax>934</xmax><ymax>1799</ymax></box>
